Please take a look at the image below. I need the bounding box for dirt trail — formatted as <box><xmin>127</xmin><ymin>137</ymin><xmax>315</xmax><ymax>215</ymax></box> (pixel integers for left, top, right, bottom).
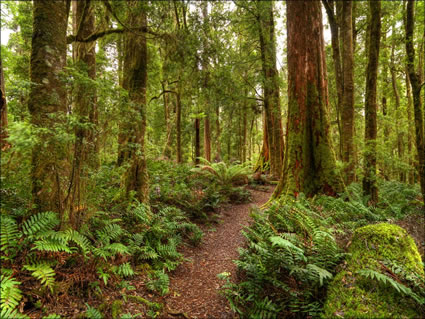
<box><xmin>162</xmin><ymin>186</ymin><xmax>274</xmax><ymax>319</ymax></box>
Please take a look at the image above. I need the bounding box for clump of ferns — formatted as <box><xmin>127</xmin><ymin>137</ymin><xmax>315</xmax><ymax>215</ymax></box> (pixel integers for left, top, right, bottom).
<box><xmin>220</xmin><ymin>195</ymin><xmax>344</xmax><ymax>318</ymax></box>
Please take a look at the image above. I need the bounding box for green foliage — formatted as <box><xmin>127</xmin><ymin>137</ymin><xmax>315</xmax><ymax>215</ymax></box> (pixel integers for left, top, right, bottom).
<box><xmin>146</xmin><ymin>270</ymin><xmax>170</xmax><ymax>296</ymax></box>
<box><xmin>221</xmin><ymin>196</ymin><xmax>342</xmax><ymax>318</ymax></box>
<box><xmin>84</xmin><ymin>304</ymin><xmax>103</xmax><ymax>319</ymax></box>
<box><xmin>23</xmin><ymin>262</ymin><xmax>56</xmax><ymax>291</ymax></box>
<box><xmin>0</xmin><ymin>275</ymin><xmax>23</xmax><ymax>312</ymax></box>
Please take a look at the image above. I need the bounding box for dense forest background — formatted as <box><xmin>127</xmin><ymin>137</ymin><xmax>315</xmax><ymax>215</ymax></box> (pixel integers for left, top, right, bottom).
<box><xmin>0</xmin><ymin>1</ymin><xmax>424</xmax><ymax>318</ymax></box>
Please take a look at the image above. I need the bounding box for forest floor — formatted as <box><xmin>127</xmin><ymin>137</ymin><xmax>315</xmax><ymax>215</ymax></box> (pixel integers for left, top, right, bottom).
<box><xmin>160</xmin><ymin>185</ymin><xmax>275</xmax><ymax>319</ymax></box>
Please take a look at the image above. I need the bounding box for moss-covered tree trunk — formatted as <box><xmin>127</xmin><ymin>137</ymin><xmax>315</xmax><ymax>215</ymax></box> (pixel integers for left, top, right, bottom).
<box><xmin>273</xmin><ymin>0</ymin><xmax>341</xmax><ymax>199</ymax></box>
<box><xmin>0</xmin><ymin>57</ymin><xmax>8</xmax><ymax>149</ymax></box>
<box><xmin>405</xmin><ymin>0</ymin><xmax>425</xmax><ymax>204</ymax></box>
<box><xmin>341</xmin><ymin>1</ymin><xmax>355</xmax><ymax>184</ymax></box>
<box><xmin>67</xmin><ymin>0</ymin><xmax>98</xmax><ymax>228</ymax></box>
<box><xmin>119</xmin><ymin>1</ymin><xmax>149</xmax><ymax>203</ymax></box>
<box><xmin>176</xmin><ymin>87</ymin><xmax>182</xmax><ymax>163</ymax></box>
<box><xmin>257</xmin><ymin>0</ymin><xmax>284</xmax><ymax>179</ymax></box>
<box><xmin>363</xmin><ymin>0</ymin><xmax>381</xmax><ymax>204</ymax></box>
<box><xmin>29</xmin><ymin>0</ymin><xmax>69</xmax><ymax>216</ymax></box>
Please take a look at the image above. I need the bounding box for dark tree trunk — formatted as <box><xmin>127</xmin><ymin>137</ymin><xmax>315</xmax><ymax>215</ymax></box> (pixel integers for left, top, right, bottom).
<box><xmin>195</xmin><ymin>117</ymin><xmax>200</xmax><ymax>165</ymax></box>
<box><xmin>119</xmin><ymin>1</ymin><xmax>149</xmax><ymax>203</ymax></box>
<box><xmin>257</xmin><ymin>0</ymin><xmax>284</xmax><ymax>179</ymax></box>
<box><xmin>202</xmin><ymin>1</ymin><xmax>211</xmax><ymax>162</ymax></box>
<box><xmin>405</xmin><ymin>71</ymin><xmax>415</xmax><ymax>185</ymax></box>
<box><xmin>363</xmin><ymin>0</ymin><xmax>381</xmax><ymax>205</ymax></box>
<box><xmin>273</xmin><ymin>0</ymin><xmax>342</xmax><ymax>199</ymax></box>
<box><xmin>341</xmin><ymin>1</ymin><xmax>355</xmax><ymax>184</ymax></box>
<box><xmin>176</xmin><ymin>89</ymin><xmax>182</xmax><ymax>163</ymax></box>
<box><xmin>0</xmin><ymin>57</ymin><xmax>8</xmax><ymax>150</ymax></box>
<box><xmin>29</xmin><ymin>0</ymin><xmax>69</xmax><ymax>216</ymax></box>
<box><xmin>405</xmin><ymin>0</ymin><xmax>425</xmax><ymax>204</ymax></box>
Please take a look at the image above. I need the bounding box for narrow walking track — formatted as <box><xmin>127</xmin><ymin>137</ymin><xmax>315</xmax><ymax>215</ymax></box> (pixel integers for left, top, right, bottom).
<box><xmin>162</xmin><ymin>186</ymin><xmax>274</xmax><ymax>319</ymax></box>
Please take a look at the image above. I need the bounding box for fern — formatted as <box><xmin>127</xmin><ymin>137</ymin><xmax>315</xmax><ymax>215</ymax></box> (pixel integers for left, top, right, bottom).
<box><xmin>0</xmin><ymin>275</ymin><xmax>22</xmax><ymax>312</ymax></box>
<box><xmin>84</xmin><ymin>304</ymin><xmax>103</xmax><ymax>319</ymax></box>
<box><xmin>146</xmin><ymin>270</ymin><xmax>169</xmax><ymax>296</ymax></box>
<box><xmin>23</xmin><ymin>263</ymin><xmax>56</xmax><ymax>291</ymax></box>
<box><xmin>22</xmin><ymin>212</ymin><xmax>59</xmax><ymax>237</ymax></box>
<box><xmin>0</xmin><ymin>216</ymin><xmax>21</xmax><ymax>256</ymax></box>
<box><xmin>0</xmin><ymin>307</ymin><xmax>29</xmax><ymax>319</ymax></box>
<box><xmin>357</xmin><ymin>269</ymin><xmax>423</xmax><ymax>304</ymax></box>
<box><xmin>115</xmin><ymin>262</ymin><xmax>135</xmax><ymax>278</ymax></box>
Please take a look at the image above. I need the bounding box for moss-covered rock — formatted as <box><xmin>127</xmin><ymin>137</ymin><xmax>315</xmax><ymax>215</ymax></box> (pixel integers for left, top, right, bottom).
<box><xmin>323</xmin><ymin>223</ymin><xmax>424</xmax><ymax>318</ymax></box>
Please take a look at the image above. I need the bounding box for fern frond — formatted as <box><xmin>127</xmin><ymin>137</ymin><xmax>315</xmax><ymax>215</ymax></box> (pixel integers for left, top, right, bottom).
<box><xmin>0</xmin><ymin>275</ymin><xmax>22</xmax><ymax>311</ymax></box>
<box><xmin>0</xmin><ymin>216</ymin><xmax>20</xmax><ymax>255</ymax></box>
<box><xmin>22</xmin><ymin>212</ymin><xmax>59</xmax><ymax>236</ymax></box>
<box><xmin>23</xmin><ymin>263</ymin><xmax>56</xmax><ymax>291</ymax></box>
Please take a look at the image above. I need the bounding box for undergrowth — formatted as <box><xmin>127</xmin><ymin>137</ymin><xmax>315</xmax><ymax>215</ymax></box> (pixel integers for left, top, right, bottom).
<box><xmin>221</xmin><ymin>180</ymin><xmax>423</xmax><ymax>318</ymax></box>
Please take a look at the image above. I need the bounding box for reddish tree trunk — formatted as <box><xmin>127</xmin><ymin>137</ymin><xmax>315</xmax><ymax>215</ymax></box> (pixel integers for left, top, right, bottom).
<box><xmin>273</xmin><ymin>0</ymin><xmax>341</xmax><ymax>199</ymax></box>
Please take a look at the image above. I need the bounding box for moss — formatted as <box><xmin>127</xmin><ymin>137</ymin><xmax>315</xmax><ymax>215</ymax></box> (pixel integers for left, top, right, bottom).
<box><xmin>323</xmin><ymin>223</ymin><xmax>424</xmax><ymax>318</ymax></box>
<box><xmin>111</xmin><ymin>299</ymin><xmax>123</xmax><ymax>319</ymax></box>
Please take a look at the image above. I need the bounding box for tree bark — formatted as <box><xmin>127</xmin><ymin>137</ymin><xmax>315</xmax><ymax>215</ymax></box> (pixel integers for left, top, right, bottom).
<box><xmin>341</xmin><ymin>1</ymin><xmax>355</xmax><ymax>183</ymax></box>
<box><xmin>176</xmin><ymin>88</ymin><xmax>182</xmax><ymax>163</ymax></box>
<box><xmin>119</xmin><ymin>1</ymin><xmax>149</xmax><ymax>203</ymax></box>
<box><xmin>390</xmin><ymin>25</ymin><xmax>404</xmax><ymax>182</ymax></box>
<box><xmin>273</xmin><ymin>0</ymin><xmax>342</xmax><ymax>199</ymax></box>
<box><xmin>67</xmin><ymin>0</ymin><xmax>98</xmax><ymax>228</ymax></box>
<box><xmin>257</xmin><ymin>0</ymin><xmax>284</xmax><ymax>179</ymax></box>
<box><xmin>0</xmin><ymin>57</ymin><xmax>8</xmax><ymax>149</ymax></box>
<box><xmin>406</xmin><ymin>70</ymin><xmax>415</xmax><ymax>185</ymax></box>
<box><xmin>29</xmin><ymin>0</ymin><xmax>69</xmax><ymax>216</ymax></box>
<box><xmin>363</xmin><ymin>0</ymin><xmax>381</xmax><ymax>205</ymax></box>
<box><xmin>405</xmin><ymin>0</ymin><xmax>425</xmax><ymax>204</ymax></box>
<box><xmin>202</xmin><ymin>1</ymin><xmax>211</xmax><ymax>162</ymax></box>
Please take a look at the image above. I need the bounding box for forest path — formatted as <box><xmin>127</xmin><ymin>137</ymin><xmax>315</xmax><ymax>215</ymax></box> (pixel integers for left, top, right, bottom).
<box><xmin>162</xmin><ymin>186</ymin><xmax>274</xmax><ymax>319</ymax></box>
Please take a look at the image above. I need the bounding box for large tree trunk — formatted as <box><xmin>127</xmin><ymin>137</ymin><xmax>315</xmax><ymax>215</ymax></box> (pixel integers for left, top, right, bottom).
<box><xmin>363</xmin><ymin>0</ymin><xmax>381</xmax><ymax>205</ymax></box>
<box><xmin>29</xmin><ymin>0</ymin><xmax>69</xmax><ymax>216</ymax></box>
<box><xmin>405</xmin><ymin>0</ymin><xmax>425</xmax><ymax>204</ymax></box>
<box><xmin>67</xmin><ymin>0</ymin><xmax>98</xmax><ymax>228</ymax></box>
<box><xmin>257</xmin><ymin>0</ymin><xmax>284</xmax><ymax>179</ymax></box>
<box><xmin>119</xmin><ymin>1</ymin><xmax>149</xmax><ymax>203</ymax></box>
<box><xmin>0</xmin><ymin>57</ymin><xmax>8</xmax><ymax>150</ymax></box>
<box><xmin>341</xmin><ymin>1</ymin><xmax>355</xmax><ymax>184</ymax></box>
<box><xmin>215</xmin><ymin>104</ymin><xmax>221</xmax><ymax>161</ymax></box>
<box><xmin>273</xmin><ymin>0</ymin><xmax>341</xmax><ymax>199</ymax></box>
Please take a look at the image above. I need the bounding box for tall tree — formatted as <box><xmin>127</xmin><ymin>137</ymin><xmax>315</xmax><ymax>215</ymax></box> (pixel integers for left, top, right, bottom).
<box><xmin>201</xmin><ymin>1</ymin><xmax>212</xmax><ymax>162</ymax></box>
<box><xmin>322</xmin><ymin>0</ymin><xmax>343</xmax><ymax>158</ymax></box>
<box><xmin>256</xmin><ymin>0</ymin><xmax>284</xmax><ymax>179</ymax></box>
<box><xmin>119</xmin><ymin>1</ymin><xmax>149</xmax><ymax>203</ymax></box>
<box><xmin>341</xmin><ymin>1</ymin><xmax>355</xmax><ymax>183</ymax></box>
<box><xmin>273</xmin><ymin>0</ymin><xmax>341</xmax><ymax>199</ymax></box>
<box><xmin>404</xmin><ymin>0</ymin><xmax>425</xmax><ymax>203</ymax></box>
<box><xmin>363</xmin><ymin>0</ymin><xmax>381</xmax><ymax>204</ymax></box>
<box><xmin>29</xmin><ymin>0</ymin><xmax>69</xmax><ymax>216</ymax></box>
<box><xmin>67</xmin><ymin>0</ymin><xmax>98</xmax><ymax>227</ymax></box>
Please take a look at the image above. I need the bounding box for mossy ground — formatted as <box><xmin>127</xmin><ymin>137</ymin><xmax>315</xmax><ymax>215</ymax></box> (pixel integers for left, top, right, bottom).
<box><xmin>323</xmin><ymin>223</ymin><xmax>424</xmax><ymax>318</ymax></box>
